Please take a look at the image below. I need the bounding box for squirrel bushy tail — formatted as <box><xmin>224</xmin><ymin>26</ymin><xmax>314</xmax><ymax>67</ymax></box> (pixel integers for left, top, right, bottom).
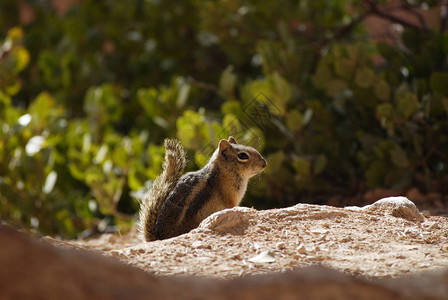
<box><xmin>139</xmin><ymin>139</ymin><xmax>187</xmax><ymax>241</ymax></box>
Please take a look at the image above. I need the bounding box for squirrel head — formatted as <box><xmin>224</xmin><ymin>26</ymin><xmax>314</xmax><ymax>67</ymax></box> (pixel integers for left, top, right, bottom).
<box><xmin>215</xmin><ymin>136</ymin><xmax>267</xmax><ymax>178</ymax></box>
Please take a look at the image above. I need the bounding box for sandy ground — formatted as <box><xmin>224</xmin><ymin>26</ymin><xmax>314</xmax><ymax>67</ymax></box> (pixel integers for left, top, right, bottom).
<box><xmin>61</xmin><ymin>197</ymin><xmax>448</xmax><ymax>280</ymax></box>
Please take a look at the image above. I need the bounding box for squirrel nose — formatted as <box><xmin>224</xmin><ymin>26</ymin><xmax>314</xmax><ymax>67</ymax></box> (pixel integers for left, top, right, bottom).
<box><xmin>262</xmin><ymin>159</ymin><xmax>267</xmax><ymax>168</ymax></box>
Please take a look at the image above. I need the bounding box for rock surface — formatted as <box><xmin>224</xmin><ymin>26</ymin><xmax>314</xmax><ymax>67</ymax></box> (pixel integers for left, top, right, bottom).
<box><xmin>348</xmin><ymin>196</ymin><xmax>425</xmax><ymax>222</ymax></box>
<box><xmin>1</xmin><ymin>197</ymin><xmax>448</xmax><ymax>299</ymax></box>
<box><xmin>109</xmin><ymin>197</ymin><xmax>447</xmax><ymax>279</ymax></box>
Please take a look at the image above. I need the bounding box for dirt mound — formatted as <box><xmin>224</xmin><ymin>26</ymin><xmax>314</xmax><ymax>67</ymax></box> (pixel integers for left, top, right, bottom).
<box><xmin>1</xmin><ymin>197</ymin><xmax>448</xmax><ymax>299</ymax></box>
<box><xmin>107</xmin><ymin>197</ymin><xmax>448</xmax><ymax>279</ymax></box>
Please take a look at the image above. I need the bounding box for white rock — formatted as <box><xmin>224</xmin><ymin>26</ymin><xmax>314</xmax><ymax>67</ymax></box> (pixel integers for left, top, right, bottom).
<box><xmin>276</xmin><ymin>242</ymin><xmax>286</xmax><ymax>250</ymax></box>
<box><xmin>423</xmin><ymin>221</ymin><xmax>439</xmax><ymax>230</ymax></box>
<box><xmin>199</xmin><ymin>207</ymin><xmax>254</xmax><ymax>234</ymax></box>
<box><xmin>359</xmin><ymin>196</ymin><xmax>424</xmax><ymax>222</ymax></box>
<box><xmin>297</xmin><ymin>244</ymin><xmax>307</xmax><ymax>254</ymax></box>
<box><xmin>248</xmin><ymin>250</ymin><xmax>275</xmax><ymax>263</ymax></box>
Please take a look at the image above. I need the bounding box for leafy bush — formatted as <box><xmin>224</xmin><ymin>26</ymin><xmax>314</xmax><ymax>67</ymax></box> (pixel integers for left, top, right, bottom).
<box><xmin>1</xmin><ymin>1</ymin><xmax>447</xmax><ymax>237</ymax></box>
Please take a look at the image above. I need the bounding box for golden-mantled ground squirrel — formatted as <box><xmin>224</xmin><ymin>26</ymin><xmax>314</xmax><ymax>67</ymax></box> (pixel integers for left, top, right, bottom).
<box><xmin>139</xmin><ymin>136</ymin><xmax>267</xmax><ymax>241</ymax></box>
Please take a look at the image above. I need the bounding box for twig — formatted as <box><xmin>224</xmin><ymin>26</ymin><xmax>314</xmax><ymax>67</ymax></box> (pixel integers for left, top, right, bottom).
<box><xmin>117</xmin><ymin>229</ymin><xmax>127</xmax><ymax>250</ymax></box>
<box><xmin>330</xmin><ymin>12</ymin><xmax>370</xmax><ymax>40</ymax></box>
<box><xmin>187</xmin><ymin>76</ymin><xmax>221</xmax><ymax>94</ymax></box>
<box><xmin>364</xmin><ymin>0</ymin><xmax>423</xmax><ymax>31</ymax></box>
<box><xmin>399</xmin><ymin>2</ymin><xmax>429</xmax><ymax>31</ymax></box>
<box><xmin>298</xmin><ymin>12</ymin><xmax>370</xmax><ymax>74</ymax></box>
<box><xmin>441</xmin><ymin>0</ymin><xmax>448</xmax><ymax>33</ymax></box>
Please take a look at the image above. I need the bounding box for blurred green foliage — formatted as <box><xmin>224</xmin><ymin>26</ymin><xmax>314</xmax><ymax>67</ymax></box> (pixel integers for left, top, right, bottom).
<box><xmin>1</xmin><ymin>0</ymin><xmax>447</xmax><ymax>237</ymax></box>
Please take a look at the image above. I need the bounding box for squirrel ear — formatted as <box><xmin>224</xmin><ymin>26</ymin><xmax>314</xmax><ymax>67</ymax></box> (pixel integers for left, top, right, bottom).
<box><xmin>218</xmin><ymin>139</ymin><xmax>231</xmax><ymax>156</ymax></box>
<box><xmin>228</xmin><ymin>136</ymin><xmax>238</xmax><ymax>144</ymax></box>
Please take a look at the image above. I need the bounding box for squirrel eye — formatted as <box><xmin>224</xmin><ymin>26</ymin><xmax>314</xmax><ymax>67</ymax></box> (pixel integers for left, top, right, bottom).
<box><xmin>238</xmin><ymin>152</ymin><xmax>249</xmax><ymax>160</ymax></box>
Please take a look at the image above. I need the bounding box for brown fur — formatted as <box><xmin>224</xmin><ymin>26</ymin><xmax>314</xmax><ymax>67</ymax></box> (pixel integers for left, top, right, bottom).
<box><xmin>139</xmin><ymin>137</ymin><xmax>266</xmax><ymax>241</ymax></box>
<box><xmin>139</xmin><ymin>139</ymin><xmax>187</xmax><ymax>241</ymax></box>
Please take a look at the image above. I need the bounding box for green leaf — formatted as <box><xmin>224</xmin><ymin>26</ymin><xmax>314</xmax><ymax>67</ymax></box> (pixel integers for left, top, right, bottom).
<box><xmin>270</xmin><ymin>72</ymin><xmax>291</xmax><ymax>111</ymax></box>
<box><xmin>302</xmin><ymin>108</ymin><xmax>313</xmax><ymax>125</ymax></box>
<box><xmin>219</xmin><ymin>65</ymin><xmax>237</xmax><ymax>96</ymax></box>
<box><xmin>6</xmin><ymin>27</ymin><xmax>24</xmax><ymax>43</ymax></box>
<box><xmin>286</xmin><ymin>109</ymin><xmax>303</xmax><ymax>131</ymax></box>
<box><xmin>242</xmin><ymin>126</ymin><xmax>265</xmax><ymax>150</ymax></box>
<box><xmin>221</xmin><ymin>100</ymin><xmax>242</xmax><ymax>116</ymax></box>
<box><xmin>374</xmin><ymin>80</ymin><xmax>390</xmax><ymax>101</ymax></box>
<box><xmin>222</xmin><ymin>114</ymin><xmax>243</xmax><ymax>137</ymax></box>
<box><xmin>0</xmin><ymin>91</ymin><xmax>12</xmax><ymax>114</ymax></box>
<box><xmin>128</xmin><ymin>162</ymin><xmax>147</xmax><ymax>191</ymax></box>
<box><xmin>12</xmin><ymin>48</ymin><xmax>30</xmax><ymax>72</ymax></box>
<box><xmin>146</xmin><ymin>144</ymin><xmax>164</xmax><ymax>179</ymax></box>
<box><xmin>93</xmin><ymin>144</ymin><xmax>108</xmax><ymax>165</ymax></box>
<box><xmin>312</xmin><ymin>63</ymin><xmax>333</xmax><ymax>89</ymax></box>
<box><xmin>396</xmin><ymin>92</ymin><xmax>419</xmax><ymax>119</ymax></box>
<box><xmin>265</xmin><ymin>151</ymin><xmax>285</xmax><ymax>174</ymax></box>
<box><xmin>68</xmin><ymin>159</ymin><xmax>86</xmax><ymax>180</ymax></box>
<box><xmin>176</xmin><ymin>81</ymin><xmax>190</xmax><ymax>108</ymax></box>
<box><xmin>84</xmin><ymin>84</ymin><xmax>121</xmax><ymax>126</ymax></box>
<box><xmin>176</xmin><ymin>110</ymin><xmax>210</xmax><ymax>149</ymax></box>
<box><xmin>355</xmin><ymin>67</ymin><xmax>375</xmax><ymax>88</ymax></box>
<box><xmin>42</xmin><ymin>171</ymin><xmax>57</xmax><ymax>194</ymax></box>
<box><xmin>430</xmin><ymin>72</ymin><xmax>448</xmax><ymax>95</ymax></box>
<box><xmin>112</xmin><ymin>145</ymin><xmax>129</xmax><ymax>168</ymax></box>
<box><xmin>390</xmin><ymin>145</ymin><xmax>409</xmax><ymax>168</ymax></box>
<box><xmin>85</xmin><ymin>166</ymin><xmax>103</xmax><ymax>186</ymax></box>
<box><xmin>194</xmin><ymin>151</ymin><xmax>210</xmax><ymax>169</ymax></box>
<box><xmin>28</xmin><ymin>92</ymin><xmax>55</xmax><ymax>124</ymax></box>
<box><xmin>313</xmin><ymin>154</ymin><xmax>327</xmax><ymax>175</ymax></box>
<box><xmin>137</xmin><ymin>88</ymin><xmax>159</xmax><ymax>117</ymax></box>
<box><xmin>376</xmin><ymin>103</ymin><xmax>396</xmax><ymax>135</ymax></box>
<box><xmin>5</xmin><ymin>81</ymin><xmax>21</xmax><ymax>96</ymax></box>
<box><xmin>442</xmin><ymin>97</ymin><xmax>448</xmax><ymax>115</ymax></box>
<box><xmin>293</xmin><ymin>157</ymin><xmax>311</xmax><ymax>176</ymax></box>
<box><xmin>376</xmin><ymin>103</ymin><xmax>393</xmax><ymax>119</ymax></box>
<box><xmin>37</xmin><ymin>50</ymin><xmax>61</xmax><ymax>88</ymax></box>
<box><xmin>365</xmin><ymin>160</ymin><xmax>387</xmax><ymax>188</ymax></box>
<box><xmin>334</xmin><ymin>58</ymin><xmax>355</xmax><ymax>79</ymax></box>
<box><xmin>242</xmin><ymin>72</ymin><xmax>291</xmax><ymax>116</ymax></box>
<box><xmin>326</xmin><ymin>79</ymin><xmax>347</xmax><ymax>97</ymax></box>
<box><xmin>385</xmin><ymin>169</ymin><xmax>412</xmax><ymax>188</ymax></box>
<box><xmin>413</xmin><ymin>134</ymin><xmax>423</xmax><ymax>157</ymax></box>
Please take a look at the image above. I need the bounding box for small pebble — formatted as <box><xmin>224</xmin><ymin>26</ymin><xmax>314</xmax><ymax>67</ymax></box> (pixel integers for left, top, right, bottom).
<box><xmin>297</xmin><ymin>244</ymin><xmax>307</xmax><ymax>254</ymax></box>
<box><xmin>276</xmin><ymin>242</ymin><xmax>286</xmax><ymax>250</ymax></box>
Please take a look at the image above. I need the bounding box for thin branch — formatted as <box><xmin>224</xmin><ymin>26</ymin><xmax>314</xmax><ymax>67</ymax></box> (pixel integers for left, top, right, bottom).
<box><xmin>441</xmin><ymin>0</ymin><xmax>448</xmax><ymax>33</ymax></box>
<box><xmin>307</xmin><ymin>12</ymin><xmax>369</xmax><ymax>73</ymax></box>
<box><xmin>364</xmin><ymin>0</ymin><xmax>423</xmax><ymax>31</ymax></box>
<box><xmin>399</xmin><ymin>2</ymin><xmax>429</xmax><ymax>31</ymax></box>
<box><xmin>333</xmin><ymin>12</ymin><xmax>370</xmax><ymax>40</ymax></box>
<box><xmin>187</xmin><ymin>76</ymin><xmax>220</xmax><ymax>94</ymax></box>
